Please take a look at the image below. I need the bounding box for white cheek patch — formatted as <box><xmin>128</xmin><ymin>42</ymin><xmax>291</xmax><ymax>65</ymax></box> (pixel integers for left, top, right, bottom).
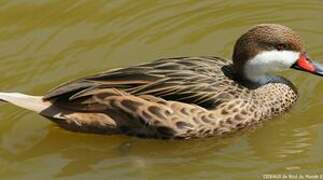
<box><xmin>244</xmin><ymin>50</ymin><xmax>300</xmax><ymax>82</ymax></box>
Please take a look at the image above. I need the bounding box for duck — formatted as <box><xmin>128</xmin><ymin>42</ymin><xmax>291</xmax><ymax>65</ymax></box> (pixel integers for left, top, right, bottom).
<box><xmin>0</xmin><ymin>24</ymin><xmax>322</xmax><ymax>139</ymax></box>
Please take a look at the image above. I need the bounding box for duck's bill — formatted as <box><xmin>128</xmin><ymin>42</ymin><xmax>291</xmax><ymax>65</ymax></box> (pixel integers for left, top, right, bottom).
<box><xmin>291</xmin><ymin>54</ymin><xmax>323</xmax><ymax>76</ymax></box>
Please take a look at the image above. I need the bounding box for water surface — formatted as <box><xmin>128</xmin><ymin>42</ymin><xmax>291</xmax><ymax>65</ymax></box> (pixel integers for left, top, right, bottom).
<box><xmin>1</xmin><ymin>1</ymin><xmax>323</xmax><ymax>179</ymax></box>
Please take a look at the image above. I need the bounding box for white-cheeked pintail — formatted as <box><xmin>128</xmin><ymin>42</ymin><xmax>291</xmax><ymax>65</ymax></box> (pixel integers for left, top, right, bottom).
<box><xmin>1</xmin><ymin>24</ymin><xmax>322</xmax><ymax>139</ymax></box>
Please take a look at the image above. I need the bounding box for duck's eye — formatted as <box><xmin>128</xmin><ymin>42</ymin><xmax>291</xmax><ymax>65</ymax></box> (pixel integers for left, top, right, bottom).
<box><xmin>276</xmin><ymin>44</ymin><xmax>286</xmax><ymax>51</ymax></box>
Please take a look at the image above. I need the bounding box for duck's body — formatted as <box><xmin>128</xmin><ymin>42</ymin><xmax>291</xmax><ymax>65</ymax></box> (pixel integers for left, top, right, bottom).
<box><xmin>0</xmin><ymin>56</ymin><xmax>298</xmax><ymax>139</ymax></box>
<box><xmin>0</xmin><ymin>24</ymin><xmax>322</xmax><ymax>139</ymax></box>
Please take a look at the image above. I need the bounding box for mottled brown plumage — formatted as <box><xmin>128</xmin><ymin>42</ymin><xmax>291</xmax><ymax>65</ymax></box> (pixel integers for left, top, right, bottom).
<box><xmin>41</xmin><ymin>55</ymin><xmax>297</xmax><ymax>139</ymax></box>
<box><xmin>1</xmin><ymin>24</ymin><xmax>322</xmax><ymax>139</ymax></box>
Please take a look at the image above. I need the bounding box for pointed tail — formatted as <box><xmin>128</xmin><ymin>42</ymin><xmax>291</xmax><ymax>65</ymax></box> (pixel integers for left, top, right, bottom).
<box><xmin>0</xmin><ymin>92</ymin><xmax>51</xmax><ymax>113</ymax></box>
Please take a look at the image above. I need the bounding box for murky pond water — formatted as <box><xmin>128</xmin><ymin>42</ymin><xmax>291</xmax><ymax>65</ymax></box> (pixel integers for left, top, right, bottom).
<box><xmin>1</xmin><ymin>1</ymin><xmax>323</xmax><ymax>179</ymax></box>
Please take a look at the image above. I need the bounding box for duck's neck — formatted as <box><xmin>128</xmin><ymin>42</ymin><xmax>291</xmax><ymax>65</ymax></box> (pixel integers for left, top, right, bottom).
<box><xmin>225</xmin><ymin>64</ymin><xmax>297</xmax><ymax>93</ymax></box>
<box><xmin>246</xmin><ymin>74</ymin><xmax>273</xmax><ymax>87</ymax></box>
<box><xmin>223</xmin><ymin>64</ymin><xmax>297</xmax><ymax>93</ymax></box>
<box><xmin>248</xmin><ymin>74</ymin><xmax>297</xmax><ymax>94</ymax></box>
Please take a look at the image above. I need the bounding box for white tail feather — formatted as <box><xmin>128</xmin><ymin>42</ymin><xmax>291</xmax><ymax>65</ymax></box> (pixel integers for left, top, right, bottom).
<box><xmin>0</xmin><ymin>92</ymin><xmax>51</xmax><ymax>113</ymax></box>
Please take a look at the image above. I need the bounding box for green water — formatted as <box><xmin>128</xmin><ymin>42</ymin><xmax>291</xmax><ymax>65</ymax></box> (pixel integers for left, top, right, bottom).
<box><xmin>1</xmin><ymin>0</ymin><xmax>323</xmax><ymax>179</ymax></box>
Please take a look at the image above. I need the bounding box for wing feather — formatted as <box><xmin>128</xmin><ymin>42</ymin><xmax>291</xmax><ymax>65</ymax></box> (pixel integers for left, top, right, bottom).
<box><xmin>44</xmin><ymin>56</ymin><xmax>237</xmax><ymax>110</ymax></box>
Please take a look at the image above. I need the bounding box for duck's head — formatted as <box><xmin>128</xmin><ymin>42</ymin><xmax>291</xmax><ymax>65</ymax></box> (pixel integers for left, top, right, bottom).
<box><xmin>232</xmin><ymin>24</ymin><xmax>323</xmax><ymax>83</ymax></box>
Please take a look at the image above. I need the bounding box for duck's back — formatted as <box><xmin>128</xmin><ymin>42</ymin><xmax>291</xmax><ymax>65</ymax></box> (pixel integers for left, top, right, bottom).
<box><xmin>44</xmin><ymin>56</ymin><xmax>244</xmax><ymax>109</ymax></box>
